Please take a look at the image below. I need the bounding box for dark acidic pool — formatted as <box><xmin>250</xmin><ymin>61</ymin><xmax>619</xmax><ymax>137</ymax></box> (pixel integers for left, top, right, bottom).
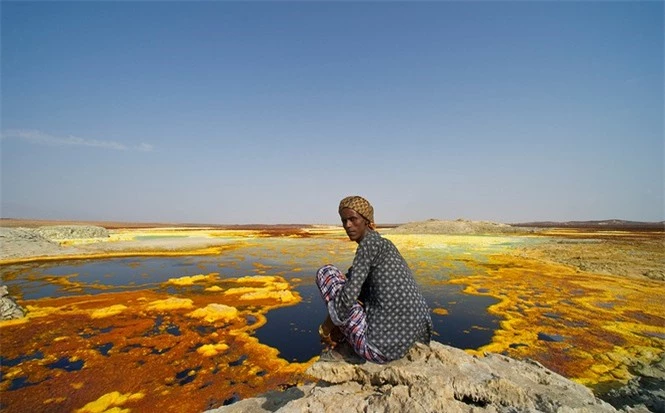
<box><xmin>254</xmin><ymin>281</ymin><xmax>499</xmax><ymax>362</ymax></box>
<box><xmin>1</xmin><ymin>236</ymin><xmax>502</xmax><ymax>362</ymax></box>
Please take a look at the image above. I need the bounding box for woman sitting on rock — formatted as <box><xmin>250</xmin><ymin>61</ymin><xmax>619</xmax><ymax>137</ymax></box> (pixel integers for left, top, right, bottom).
<box><xmin>316</xmin><ymin>195</ymin><xmax>432</xmax><ymax>363</ymax></box>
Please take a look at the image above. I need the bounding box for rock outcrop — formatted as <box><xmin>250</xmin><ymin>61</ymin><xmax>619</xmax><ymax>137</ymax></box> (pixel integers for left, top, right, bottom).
<box><xmin>0</xmin><ymin>225</ymin><xmax>109</xmax><ymax>261</ymax></box>
<box><xmin>34</xmin><ymin>225</ymin><xmax>109</xmax><ymax>240</ymax></box>
<box><xmin>602</xmin><ymin>354</ymin><xmax>665</xmax><ymax>413</ymax></box>
<box><xmin>0</xmin><ymin>227</ymin><xmax>65</xmax><ymax>260</ymax></box>
<box><xmin>206</xmin><ymin>341</ymin><xmax>621</xmax><ymax>413</ymax></box>
<box><xmin>1</xmin><ymin>285</ymin><xmax>26</xmax><ymax>320</ymax></box>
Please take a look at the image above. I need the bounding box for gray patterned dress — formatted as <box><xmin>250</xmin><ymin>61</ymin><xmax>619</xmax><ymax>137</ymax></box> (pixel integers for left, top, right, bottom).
<box><xmin>332</xmin><ymin>229</ymin><xmax>432</xmax><ymax>360</ymax></box>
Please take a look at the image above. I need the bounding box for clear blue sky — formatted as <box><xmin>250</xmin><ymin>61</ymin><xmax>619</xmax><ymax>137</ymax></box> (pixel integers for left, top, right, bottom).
<box><xmin>1</xmin><ymin>1</ymin><xmax>663</xmax><ymax>224</ymax></box>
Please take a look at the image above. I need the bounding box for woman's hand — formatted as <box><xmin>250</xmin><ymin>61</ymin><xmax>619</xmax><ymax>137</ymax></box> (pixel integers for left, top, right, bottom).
<box><xmin>319</xmin><ymin>315</ymin><xmax>345</xmax><ymax>348</ymax></box>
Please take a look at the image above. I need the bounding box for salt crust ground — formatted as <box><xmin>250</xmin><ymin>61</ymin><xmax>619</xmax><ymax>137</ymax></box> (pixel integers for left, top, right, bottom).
<box><xmin>0</xmin><ymin>226</ymin><xmax>230</xmax><ymax>262</ymax></box>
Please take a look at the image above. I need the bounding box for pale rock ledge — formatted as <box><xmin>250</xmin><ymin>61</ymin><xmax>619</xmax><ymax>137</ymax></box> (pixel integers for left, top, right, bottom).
<box><xmin>206</xmin><ymin>341</ymin><xmax>624</xmax><ymax>413</ymax></box>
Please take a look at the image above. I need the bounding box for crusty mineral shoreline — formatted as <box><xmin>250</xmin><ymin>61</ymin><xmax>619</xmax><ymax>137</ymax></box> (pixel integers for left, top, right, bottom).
<box><xmin>1</xmin><ymin>218</ymin><xmax>538</xmax><ymax>264</ymax></box>
<box><xmin>2</xmin><ymin>219</ymin><xmax>662</xmax><ymax>281</ymax></box>
<box><xmin>0</xmin><ymin>223</ymin><xmax>337</xmax><ymax>264</ymax></box>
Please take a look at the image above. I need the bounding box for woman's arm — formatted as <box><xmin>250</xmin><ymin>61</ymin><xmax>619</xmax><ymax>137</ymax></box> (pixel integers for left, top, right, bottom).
<box><xmin>332</xmin><ymin>234</ymin><xmax>375</xmax><ymax>322</ymax></box>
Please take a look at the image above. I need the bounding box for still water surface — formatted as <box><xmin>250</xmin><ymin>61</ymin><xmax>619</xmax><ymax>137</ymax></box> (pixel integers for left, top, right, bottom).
<box><xmin>2</xmin><ymin>268</ymin><xmax>498</xmax><ymax>363</ymax></box>
<box><xmin>0</xmin><ymin>235</ymin><xmax>524</xmax><ymax>362</ymax></box>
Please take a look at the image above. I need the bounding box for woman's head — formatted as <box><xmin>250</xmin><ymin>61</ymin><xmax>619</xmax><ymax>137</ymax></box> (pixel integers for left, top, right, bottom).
<box><xmin>338</xmin><ymin>195</ymin><xmax>375</xmax><ymax>242</ymax></box>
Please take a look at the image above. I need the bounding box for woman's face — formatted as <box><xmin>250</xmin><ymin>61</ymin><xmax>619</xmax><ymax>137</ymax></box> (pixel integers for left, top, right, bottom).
<box><xmin>340</xmin><ymin>208</ymin><xmax>369</xmax><ymax>243</ymax></box>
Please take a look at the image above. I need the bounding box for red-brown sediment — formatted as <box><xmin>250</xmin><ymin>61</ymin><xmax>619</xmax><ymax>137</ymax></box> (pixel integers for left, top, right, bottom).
<box><xmin>0</xmin><ymin>277</ymin><xmax>311</xmax><ymax>413</ymax></box>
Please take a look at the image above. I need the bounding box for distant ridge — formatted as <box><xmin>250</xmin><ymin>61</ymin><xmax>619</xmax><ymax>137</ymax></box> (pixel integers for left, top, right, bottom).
<box><xmin>391</xmin><ymin>218</ymin><xmax>536</xmax><ymax>235</ymax></box>
<box><xmin>511</xmin><ymin>220</ymin><xmax>665</xmax><ymax>231</ymax></box>
<box><xmin>0</xmin><ymin>218</ymin><xmax>318</xmax><ymax>230</ymax></box>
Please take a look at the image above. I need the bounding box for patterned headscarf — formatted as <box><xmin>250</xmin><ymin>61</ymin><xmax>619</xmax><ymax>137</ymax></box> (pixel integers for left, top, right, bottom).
<box><xmin>338</xmin><ymin>195</ymin><xmax>375</xmax><ymax>229</ymax></box>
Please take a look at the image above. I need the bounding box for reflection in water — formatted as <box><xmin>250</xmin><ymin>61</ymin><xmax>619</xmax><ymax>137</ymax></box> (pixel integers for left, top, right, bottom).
<box><xmin>425</xmin><ymin>285</ymin><xmax>499</xmax><ymax>349</ymax></box>
<box><xmin>254</xmin><ymin>283</ymin><xmax>328</xmax><ymax>363</ymax></box>
<box><xmin>96</xmin><ymin>342</ymin><xmax>113</xmax><ymax>356</ymax></box>
<box><xmin>0</xmin><ymin>351</ymin><xmax>45</xmax><ymax>367</ymax></box>
<box><xmin>47</xmin><ymin>357</ymin><xmax>85</xmax><ymax>372</ymax></box>
<box><xmin>254</xmin><ymin>282</ymin><xmax>500</xmax><ymax>363</ymax></box>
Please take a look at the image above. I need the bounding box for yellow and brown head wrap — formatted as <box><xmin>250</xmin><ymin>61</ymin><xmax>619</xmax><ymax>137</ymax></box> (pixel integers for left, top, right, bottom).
<box><xmin>338</xmin><ymin>195</ymin><xmax>376</xmax><ymax>229</ymax></box>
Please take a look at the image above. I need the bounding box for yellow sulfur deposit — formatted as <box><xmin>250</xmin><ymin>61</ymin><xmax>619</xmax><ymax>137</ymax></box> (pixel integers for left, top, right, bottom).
<box><xmin>146</xmin><ymin>297</ymin><xmax>194</xmax><ymax>311</ymax></box>
<box><xmin>239</xmin><ymin>289</ymin><xmax>297</xmax><ymax>303</ymax></box>
<box><xmin>165</xmin><ymin>273</ymin><xmax>218</xmax><ymax>286</ymax></box>
<box><xmin>188</xmin><ymin>304</ymin><xmax>239</xmax><ymax>323</ymax></box>
<box><xmin>223</xmin><ymin>275</ymin><xmax>299</xmax><ymax>304</ymax></box>
<box><xmin>0</xmin><ymin>287</ymin><xmax>309</xmax><ymax>413</ymax></box>
<box><xmin>43</xmin><ymin>396</ymin><xmax>67</xmax><ymax>405</ymax></box>
<box><xmin>197</xmin><ymin>343</ymin><xmax>229</xmax><ymax>357</ymax></box>
<box><xmin>451</xmin><ymin>254</ymin><xmax>665</xmax><ymax>386</ymax></box>
<box><xmin>24</xmin><ymin>305</ymin><xmax>63</xmax><ymax>318</ymax></box>
<box><xmin>91</xmin><ymin>305</ymin><xmax>128</xmax><ymax>319</ymax></box>
<box><xmin>204</xmin><ymin>285</ymin><xmax>223</xmax><ymax>292</ymax></box>
<box><xmin>236</xmin><ymin>275</ymin><xmax>280</xmax><ymax>284</ymax></box>
<box><xmin>76</xmin><ymin>391</ymin><xmax>145</xmax><ymax>413</ymax></box>
<box><xmin>223</xmin><ymin>286</ymin><xmax>262</xmax><ymax>295</ymax></box>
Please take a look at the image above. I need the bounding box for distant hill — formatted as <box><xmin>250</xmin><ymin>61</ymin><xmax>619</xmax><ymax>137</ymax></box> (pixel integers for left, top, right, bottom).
<box><xmin>390</xmin><ymin>219</ymin><xmax>665</xmax><ymax>234</ymax></box>
<box><xmin>391</xmin><ymin>219</ymin><xmax>538</xmax><ymax>235</ymax></box>
<box><xmin>510</xmin><ymin>220</ymin><xmax>664</xmax><ymax>231</ymax></box>
<box><xmin>0</xmin><ymin>218</ymin><xmax>318</xmax><ymax>230</ymax></box>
